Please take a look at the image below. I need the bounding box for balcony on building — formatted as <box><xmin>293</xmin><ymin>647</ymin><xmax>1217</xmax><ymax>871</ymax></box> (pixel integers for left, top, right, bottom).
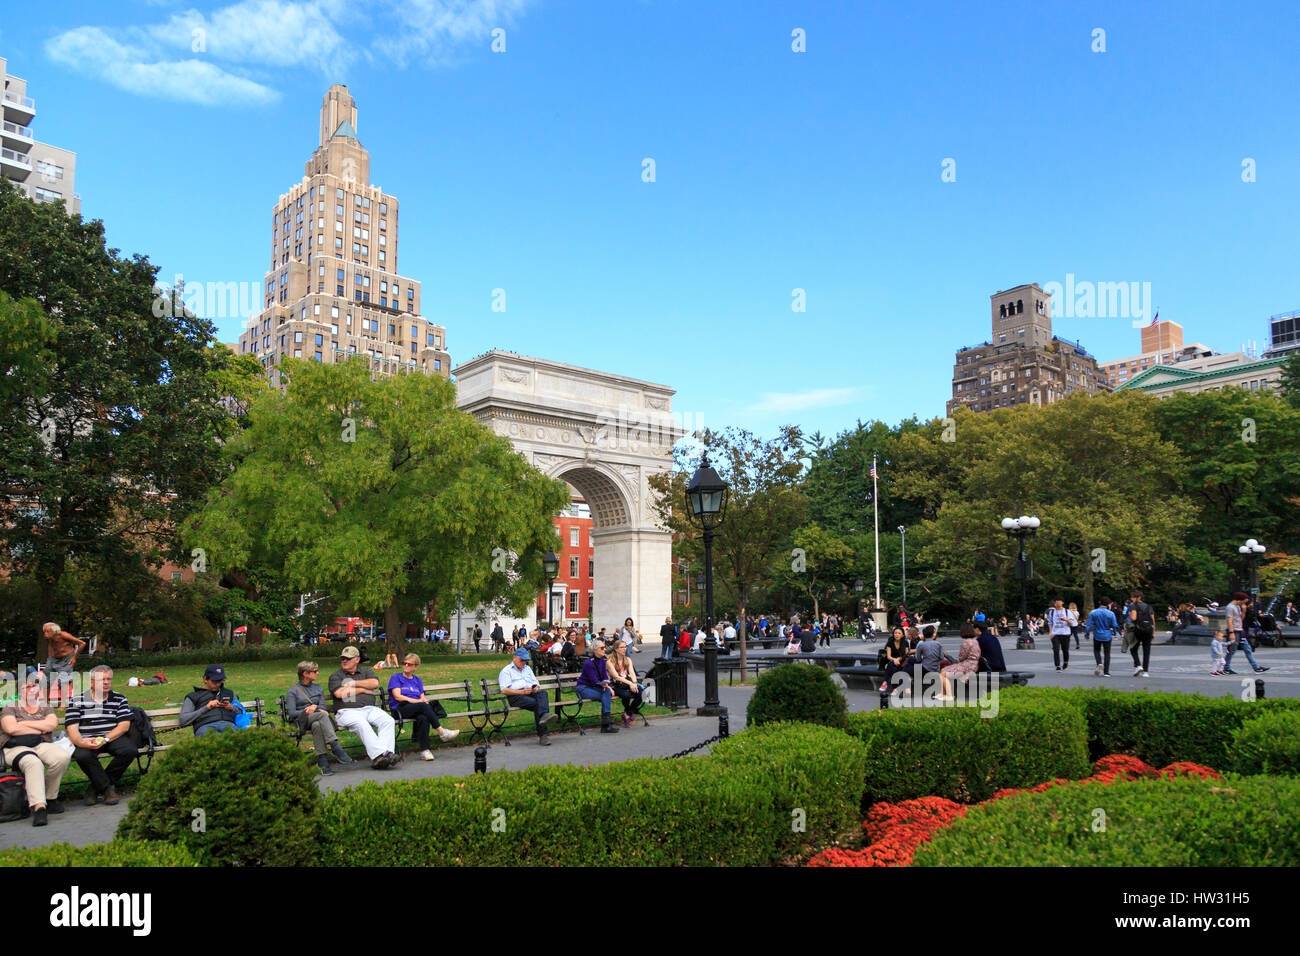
<box><xmin>1</xmin><ymin>118</ymin><xmax>33</xmax><ymax>150</ymax></box>
<box><xmin>1</xmin><ymin>89</ymin><xmax>35</xmax><ymax>126</ymax></box>
<box><xmin>0</xmin><ymin>144</ymin><xmax>32</xmax><ymax>180</ymax></box>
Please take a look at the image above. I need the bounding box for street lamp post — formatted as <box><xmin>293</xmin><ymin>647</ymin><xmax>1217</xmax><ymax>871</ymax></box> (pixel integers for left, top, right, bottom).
<box><xmin>1239</xmin><ymin>539</ymin><xmax>1266</xmax><ymax>601</ymax></box>
<box><xmin>542</xmin><ymin>549</ymin><xmax>560</xmax><ymax>629</ymax></box>
<box><xmin>1001</xmin><ymin>515</ymin><xmax>1042</xmax><ymax>649</ymax></box>
<box><xmin>898</xmin><ymin>525</ymin><xmax>907</xmax><ymax>606</ymax></box>
<box><xmin>686</xmin><ymin>453</ymin><xmax>729</xmax><ymax>717</ymax></box>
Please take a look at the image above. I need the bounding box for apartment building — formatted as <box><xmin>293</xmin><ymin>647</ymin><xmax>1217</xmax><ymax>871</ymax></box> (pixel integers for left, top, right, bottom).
<box><xmin>947</xmin><ymin>283</ymin><xmax>1108</xmax><ymax>415</ymax></box>
<box><xmin>1263</xmin><ymin>309</ymin><xmax>1300</xmax><ymax>360</ymax></box>
<box><xmin>1</xmin><ymin>55</ymin><xmax>79</xmax><ymax>215</ymax></box>
<box><xmin>238</xmin><ymin>85</ymin><xmax>451</xmax><ymax>384</ymax></box>
<box><xmin>1117</xmin><ymin>352</ymin><xmax>1287</xmax><ymax>398</ymax></box>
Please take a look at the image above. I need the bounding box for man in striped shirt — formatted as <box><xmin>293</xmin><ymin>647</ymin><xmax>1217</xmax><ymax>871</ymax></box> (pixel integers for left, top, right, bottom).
<box><xmin>65</xmin><ymin>666</ymin><xmax>135</xmax><ymax>806</ymax></box>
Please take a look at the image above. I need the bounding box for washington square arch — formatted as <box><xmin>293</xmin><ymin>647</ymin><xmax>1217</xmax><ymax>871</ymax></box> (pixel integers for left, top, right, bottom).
<box><xmin>454</xmin><ymin>351</ymin><xmax>685</xmax><ymax>634</ymax></box>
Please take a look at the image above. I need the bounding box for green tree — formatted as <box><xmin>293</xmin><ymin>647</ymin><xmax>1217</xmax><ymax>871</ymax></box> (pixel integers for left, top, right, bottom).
<box><xmin>893</xmin><ymin>394</ymin><xmax>1197</xmax><ymax>614</ymax></box>
<box><xmin>781</xmin><ymin>523</ymin><xmax>855</xmax><ymax>621</ymax></box>
<box><xmin>0</xmin><ymin>181</ymin><xmax>257</xmax><ymax>653</ymax></box>
<box><xmin>649</xmin><ymin>426</ymin><xmax>807</xmax><ymax>673</ymax></box>
<box><xmin>1279</xmin><ymin>353</ymin><xmax>1300</xmax><ymax>409</ymax></box>
<box><xmin>184</xmin><ymin>357</ymin><xmax>570</xmax><ymax>658</ymax></box>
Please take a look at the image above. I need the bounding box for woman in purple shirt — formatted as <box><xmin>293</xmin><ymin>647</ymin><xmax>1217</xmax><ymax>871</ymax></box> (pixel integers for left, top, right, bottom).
<box><xmin>576</xmin><ymin>641</ymin><xmax>620</xmax><ymax>734</ymax></box>
<box><xmin>387</xmin><ymin>653</ymin><xmax>459</xmax><ymax>760</ymax></box>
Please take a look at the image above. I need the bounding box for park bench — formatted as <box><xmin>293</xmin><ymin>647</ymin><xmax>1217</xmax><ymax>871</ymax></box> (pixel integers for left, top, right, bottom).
<box><xmin>115</xmin><ymin>699</ymin><xmax>269</xmax><ymax>774</ymax></box>
<box><xmin>277</xmin><ymin>683</ymin><xmax>509</xmax><ymax>750</ymax></box>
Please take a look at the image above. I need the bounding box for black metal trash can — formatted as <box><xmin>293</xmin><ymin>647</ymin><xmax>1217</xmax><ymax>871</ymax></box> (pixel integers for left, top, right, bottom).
<box><xmin>651</xmin><ymin>657</ymin><xmax>689</xmax><ymax>710</ymax></box>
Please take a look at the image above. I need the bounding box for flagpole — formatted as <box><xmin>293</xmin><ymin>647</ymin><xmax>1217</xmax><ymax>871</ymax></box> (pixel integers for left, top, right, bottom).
<box><xmin>872</xmin><ymin>454</ymin><xmax>882</xmax><ymax>610</ymax></box>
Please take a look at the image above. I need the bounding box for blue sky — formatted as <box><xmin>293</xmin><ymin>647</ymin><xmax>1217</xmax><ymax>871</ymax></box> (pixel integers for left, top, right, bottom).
<box><xmin>5</xmin><ymin>0</ymin><xmax>1299</xmax><ymax>440</ymax></box>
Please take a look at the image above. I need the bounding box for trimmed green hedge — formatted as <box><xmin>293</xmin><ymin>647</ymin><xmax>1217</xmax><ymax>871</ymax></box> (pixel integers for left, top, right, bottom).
<box><xmin>321</xmin><ymin>722</ymin><xmax>867</xmax><ymax>866</ymax></box>
<box><xmin>116</xmin><ymin>728</ymin><xmax>324</xmax><ymax>866</ymax></box>
<box><xmin>0</xmin><ymin>840</ymin><xmax>198</xmax><ymax>867</ymax></box>
<box><xmin>846</xmin><ymin>692</ymin><xmax>1091</xmax><ymax>804</ymax></box>
<box><xmin>747</xmin><ymin>663</ymin><xmax>848</xmax><ymax>729</ymax></box>
<box><xmin>914</xmin><ymin>774</ymin><xmax>1300</xmax><ymax>866</ymax></box>
<box><xmin>999</xmin><ymin>686</ymin><xmax>1300</xmax><ymax>769</ymax></box>
<box><xmin>1230</xmin><ymin>710</ymin><xmax>1300</xmax><ymax>776</ymax></box>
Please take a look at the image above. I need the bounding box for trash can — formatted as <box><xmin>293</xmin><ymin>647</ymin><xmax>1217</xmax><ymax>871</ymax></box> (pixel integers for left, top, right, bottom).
<box><xmin>652</xmin><ymin>657</ymin><xmax>689</xmax><ymax>711</ymax></box>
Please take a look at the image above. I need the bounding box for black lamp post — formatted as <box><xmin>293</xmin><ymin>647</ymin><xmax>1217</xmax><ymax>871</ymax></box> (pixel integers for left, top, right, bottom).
<box><xmin>542</xmin><ymin>549</ymin><xmax>559</xmax><ymax>628</ymax></box>
<box><xmin>898</xmin><ymin>526</ymin><xmax>907</xmax><ymax>606</ymax></box>
<box><xmin>1001</xmin><ymin>515</ymin><xmax>1041</xmax><ymax>649</ymax></box>
<box><xmin>685</xmin><ymin>453</ymin><xmax>728</xmax><ymax>717</ymax></box>
<box><xmin>1239</xmin><ymin>538</ymin><xmax>1266</xmax><ymax>601</ymax></box>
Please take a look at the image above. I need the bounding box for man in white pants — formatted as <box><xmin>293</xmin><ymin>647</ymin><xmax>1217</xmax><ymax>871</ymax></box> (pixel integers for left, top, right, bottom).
<box><xmin>327</xmin><ymin>646</ymin><xmax>399</xmax><ymax>770</ymax></box>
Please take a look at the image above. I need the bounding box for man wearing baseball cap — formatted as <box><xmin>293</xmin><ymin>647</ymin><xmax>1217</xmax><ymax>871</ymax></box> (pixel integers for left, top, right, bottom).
<box><xmin>498</xmin><ymin>648</ymin><xmax>558</xmax><ymax>745</ymax></box>
<box><xmin>329</xmin><ymin>646</ymin><xmax>399</xmax><ymax>769</ymax></box>
<box><xmin>179</xmin><ymin>664</ymin><xmax>242</xmax><ymax>736</ymax></box>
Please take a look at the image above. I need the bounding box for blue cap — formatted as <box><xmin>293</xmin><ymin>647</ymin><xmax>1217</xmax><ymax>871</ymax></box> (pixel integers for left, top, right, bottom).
<box><xmin>204</xmin><ymin>664</ymin><xmax>227</xmax><ymax>682</ymax></box>
<box><xmin>974</xmin><ymin>613</ymin><xmax>986</xmax><ymax>622</ymax></box>
<box><xmin>513</xmin><ymin>647</ymin><xmax>530</xmax><ymax>661</ymax></box>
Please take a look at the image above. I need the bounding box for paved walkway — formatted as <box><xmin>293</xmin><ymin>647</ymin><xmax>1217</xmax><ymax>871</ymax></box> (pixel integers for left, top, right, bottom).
<box><xmin>4</xmin><ymin>634</ymin><xmax>1297</xmax><ymax>852</ymax></box>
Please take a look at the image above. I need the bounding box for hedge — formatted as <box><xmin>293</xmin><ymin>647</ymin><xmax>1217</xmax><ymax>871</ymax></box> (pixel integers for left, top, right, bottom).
<box><xmin>116</xmin><ymin>728</ymin><xmax>324</xmax><ymax>866</ymax></box>
<box><xmin>999</xmin><ymin>686</ymin><xmax>1300</xmax><ymax>769</ymax></box>
<box><xmin>846</xmin><ymin>692</ymin><xmax>1091</xmax><ymax>804</ymax></box>
<box><xmin>913</xmin><ymin>774</ymin><xmax>1300</xmax><ymax>866</ymax></box>
<box><xmin>1230</xmin><ymin>710</ymin><xmax>1300</xmax><ymax>776</ymax></box>
<box><xmin>322</xmin><ymin>722</ymin><xmax>867</xmax><ymax>866</ymax></box>
<box><xmin>747</xmin><ymin>663</ymin><xmax>848</xmax><ymax>729</ymax></box>
<box><xmin>0</xmin><ymin>841</ymin><xmax>198</xmax><ymax>867</ymax></box>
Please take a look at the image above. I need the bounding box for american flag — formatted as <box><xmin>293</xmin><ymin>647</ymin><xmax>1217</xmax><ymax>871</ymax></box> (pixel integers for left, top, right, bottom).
<box><xmin>870</xmin><ymin>460</ymin><xmax>877</xmax><ymax>479</ymax></box>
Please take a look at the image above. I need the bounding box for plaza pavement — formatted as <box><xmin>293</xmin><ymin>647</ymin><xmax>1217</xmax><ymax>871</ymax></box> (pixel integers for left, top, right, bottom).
<box><xmin>3</xmin><ymin>633</ymin><xmax>1297</xmax><ymax>852</ymax></box>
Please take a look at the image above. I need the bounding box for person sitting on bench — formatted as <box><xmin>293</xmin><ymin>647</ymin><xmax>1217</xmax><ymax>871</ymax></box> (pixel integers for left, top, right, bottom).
<box><xmin>1</xmin><ymin>672</ymin><xmax>71</xmax><ymax>826</ymax></box>
<box><xmin>576</xmin><ymin>641</ymin><xmax>620</xmax><ymax>734</ymax></box>
<box><xmin>883</xmin><ymin>627</ymin><xmax>914</xmax><ymax>684</ymax></box>
<box><xmin>499</xmin><ymin>648</ymin><xmax>558</xmax><ymax>745</ymax></box>
<box><xmin>387</xmin><ymin>653</ymin><xmax>459</xmax><ymax>761</ymax></box>
<box><xmin>286</xmin><ymin>660</ymin><xmax>352</xmax><ymax>775</ymax></box>
<box><xmin>329</xmin><ymin>646</ymin><xmax>399</xmax><ymax>770</ymax></box>
<box><xmin>179</xmin><ymin>665</ymin><xmax>241</xmax><ymax>736</ymax></box>
<box><xmin>65</xmin><ymin>666</ymin><xmax>134</xmax><ymax>806</ymax></box>
<box><xmin>973</xmin><ymin>618</ymin><xmax>1006</xmax><ymax>673</ymax></box>
<box><xmin>608</xmin><ymin>639</ymin><xmax>644</xmax><ymax>727</ymax></box>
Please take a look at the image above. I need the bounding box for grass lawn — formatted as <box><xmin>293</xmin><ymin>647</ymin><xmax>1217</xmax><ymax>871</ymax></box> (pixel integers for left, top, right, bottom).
<box><xmin>29</xmin><ymin>654</ymin><xmax>669</xmax><ymax>796</ymax></box>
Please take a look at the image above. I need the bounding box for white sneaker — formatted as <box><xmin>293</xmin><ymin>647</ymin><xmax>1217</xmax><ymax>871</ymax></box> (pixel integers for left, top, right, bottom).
<box><xmin>1103</xmin><ymin>673</ymin><xmax>1112</xmax><ymax>678</ymax></box>
<box><xmin>1140</xmin><ymin>671</ymin><xmax>1150</xmax><ymax>678</ymax></box>
<box><xmin>437</xmin><ymin>727</ymin><xmax>460</xmax><ymax>742</ymax></box>
<box><xmin>420</xmin><ymin>749</ymin><xmax>435</xmax><ymax>761</ymax></box>
<box><xmin>1133</xmin><ymin>666</ymin><xmax>1143</xmax><ymax>677</ymax></box>
<box><xmin>1093</xmin><ymin>666</ymin><xmax>1102</xmax><ymax>676</ymax></box>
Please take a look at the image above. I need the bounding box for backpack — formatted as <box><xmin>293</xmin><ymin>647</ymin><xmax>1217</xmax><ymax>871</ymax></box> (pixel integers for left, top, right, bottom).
<box><xmin>1133</xmin><ymin>603</ymin><xmax>1154</xmax><ymax>639</ymax></box>
<box><xmin>127</xmin><ymin>706</ymin><xmax>157</xmax><ymax>750</ymax></box>
<box><xmin>0</xmin><ymin>772</ymin><xmax>27</xmax><ymax>823</ymax></box>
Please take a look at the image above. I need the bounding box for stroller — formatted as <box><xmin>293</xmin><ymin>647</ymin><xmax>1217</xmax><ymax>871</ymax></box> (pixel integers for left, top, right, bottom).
<box><xmin>1252</xmin><ymin>612</ymin><xmax>1289</xmax><ymax>648</ymax></box>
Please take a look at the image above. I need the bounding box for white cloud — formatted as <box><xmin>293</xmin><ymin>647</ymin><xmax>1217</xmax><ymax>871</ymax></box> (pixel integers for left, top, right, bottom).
<box><xmin>46</xmin><ymin>26</ymin><xmax>278</xmax><ymax>106</ymax></box>
<box><xmin>746</xmin><ymin>388</ymin><xmax>862</xmax><ymax>415</ymax></box>
<box><xmin>376</xmin><ymin>0</ymin><xmax>534</xmax><ymax>67</ymax></box>
<box><xmin>148</xmin><ymin>1</ymin><xmax>350</xmax><ymax>73</ymax></box>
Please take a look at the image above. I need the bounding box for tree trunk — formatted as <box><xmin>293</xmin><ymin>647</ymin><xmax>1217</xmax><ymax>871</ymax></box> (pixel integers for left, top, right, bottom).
<box><xmin>1082</xmin><ymin>544</ymin><xmax>1095</xmax><ymax>613</ymax></box>
<box><xmin>738</xmin><ymin>601</ymin><xmax>748</xmax><ymax>676</ymax></box>
<box><xmin>385</xmin><ymin>599</ymin><xmax>405</xmax><ymax>660</ymax></box>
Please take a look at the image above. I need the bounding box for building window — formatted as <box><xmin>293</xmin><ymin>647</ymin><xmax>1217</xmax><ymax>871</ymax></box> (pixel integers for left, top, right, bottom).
<box><xmin>434</xmin><ymin>359</ymin><xmax>441</xmax><ymax>370</ymax></box>
<box><xmin>569</xmin><ymin>556</ymin><xmax>579</xmax><ymax>577</ymax></box>
<box><xmin>1016</xmin><ymin>300</ymin><xmax>1023</xmax><ymax>314</ymax></box>
<box><xmin>568</xmin><ymin>591</ymin><xmax>580</xmax><ymax>615</ymax></box>
<box><xmin>570</xmin><ymin>527</ymin><xmax>580</xmax><ymax>547</ymax></box>
<box><xmin>314</xmin><ymin>350</ymin><xmax>323</xmax><ymax>362</ymax></box>
<box><xmin>588</xmin><ymin>559</ymin><xmax>594</xmax><ymax>578</ymax></box>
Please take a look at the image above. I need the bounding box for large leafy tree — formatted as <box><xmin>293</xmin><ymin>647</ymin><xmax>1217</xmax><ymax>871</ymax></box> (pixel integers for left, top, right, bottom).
<box><xmin>648</xmin><ymin>425</ymin><xmax>806</xmax><ymax>673</ymax></box>
<box><xmin>184</xmin><ymin>357</ymin><xmax>570</xmax><ymax>658</ymax></box>
<box><xmin>0</xmin><ymin>181</ymin><xmax>257</xmax><ymax>654</ymax></box>
<box><xmin>1279</xmin><ymin>353</ymin><xmax>1300</xmax><ymax>409</ymax></box>
<box><xmin>892</xmin><ymin>393</ymin><xmax>1197</xmax><ymax>615</ymax></box>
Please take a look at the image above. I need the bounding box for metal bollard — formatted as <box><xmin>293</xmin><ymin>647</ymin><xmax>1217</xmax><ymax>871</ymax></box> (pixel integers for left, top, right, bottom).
<box><xmin>1255</xmin><ymin>679</ymin><xmax>1266</xmax><ymax>700</ymax></box>
<box><xmin>879</xmin><ymin>683</ymin><xmax>890</xmax><ymax>710</ymax></box>
<box><xmin>718</xmin><ymin>710</ymin><xmax>730</xmax><ymax>739</ymax></box>
<box><xmin>474</xmin><ymin>746</ymin><xmax>487</xmax><ymax>773</ymax></box>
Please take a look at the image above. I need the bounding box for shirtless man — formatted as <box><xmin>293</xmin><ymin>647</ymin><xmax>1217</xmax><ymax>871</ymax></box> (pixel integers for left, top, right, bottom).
<box><xmin>43</xmin><ymin>623</ymin><xmax>87</xmax><ymax>704</ymax></box>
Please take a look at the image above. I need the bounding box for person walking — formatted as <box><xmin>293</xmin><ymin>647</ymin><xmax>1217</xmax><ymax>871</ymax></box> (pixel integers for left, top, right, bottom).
<box><xmin>1068</xmin><ymin>602</ymin><xmax>1082</xmax><ymax>649</ymax></box>
<box><xmin>1125</xmin><ymin>590</ymin><xmax>1156</xmax><ymax>678</ymax></box>
<box><xmin>1048</xmin><ymin>599</ymin><xmax>1072</xmax><ymax>671</ymax></box>
<box><xmin>473</xmin><ymin>625</ymin><xmax>482</xmax><ymax>654</ymax></box>
<box><xmin>1084</xmin><ymin>598</ymin><xmax>1118</xmax><ymax>677</ymax></box>
<box><xmin>1224</xmin><ymin>591</ymin><xmax>1270</xmax><ymax>675</ymax></box>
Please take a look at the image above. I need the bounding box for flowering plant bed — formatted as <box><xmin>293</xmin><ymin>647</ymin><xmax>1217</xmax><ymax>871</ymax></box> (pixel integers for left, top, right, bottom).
<box><xmin>807</xmin><ymin>755</ymin><xmax>1221</xmax><ymax>867</ymax></box>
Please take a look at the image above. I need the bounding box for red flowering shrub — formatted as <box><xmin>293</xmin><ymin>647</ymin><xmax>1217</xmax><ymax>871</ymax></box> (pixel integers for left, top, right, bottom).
<box><xmin>808</xmin><ymin>754</ymin><xmax>1224</xmax><ymax>867</ymax></box>
<box><xmin>1158</xmin><ymin>762</ymin><xmax>1222</xmax><ymax>780</ymax></box>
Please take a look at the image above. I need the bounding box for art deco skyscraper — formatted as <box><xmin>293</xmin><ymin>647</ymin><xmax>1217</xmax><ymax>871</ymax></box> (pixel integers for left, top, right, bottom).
<box><xmin>239</xmin><ymin>85</ymin><xmax>451</xmax><ymax>385</ymax></box>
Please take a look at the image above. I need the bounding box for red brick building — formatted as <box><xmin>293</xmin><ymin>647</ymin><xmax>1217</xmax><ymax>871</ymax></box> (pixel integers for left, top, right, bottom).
<box><xmin>536</xmin><ymin>500</ymin><xmax>594</xmax><ymax>624</ymax></box>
